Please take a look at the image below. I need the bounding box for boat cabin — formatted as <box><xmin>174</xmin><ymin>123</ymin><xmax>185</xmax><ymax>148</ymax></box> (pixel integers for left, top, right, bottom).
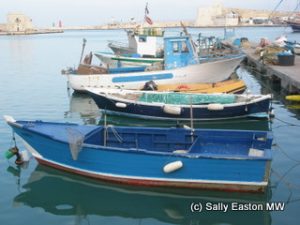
<box><xmin>127</xmin><ymin>28</ymin><xmax>164</xmax><ymax>57</ymax></box>
<box><xmin>164</xmin><ymin>36</ymin><xmax>199</xmax><ymax>70</ymax></box>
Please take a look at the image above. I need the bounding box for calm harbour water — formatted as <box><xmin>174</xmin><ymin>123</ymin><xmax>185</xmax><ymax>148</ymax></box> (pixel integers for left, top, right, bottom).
<box><xmin>0</xmin><ymin>27</ymin><xmax>300</xmax><ymax>225</ymax></box>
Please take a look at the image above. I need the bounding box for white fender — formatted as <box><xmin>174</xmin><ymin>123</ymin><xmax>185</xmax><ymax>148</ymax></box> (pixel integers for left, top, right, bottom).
<box><xmin>172</xmin><ymin>150</ymin><xmax>188</xmax><ymax>154</ymax></box>
<box><xmin>115</xmin><ymin>102</ymin><xmax>127</xmax><ymax>108</ymax></box>
<box><xmin>163</xmin><ymin>105</ymin><xmax>181</xmax><ymax>115</ymax></box>
<box><xmin>163</xmin><ymin>161</ymin><xmax>183</xmax><ymax>173</ymax></box>
<box><xmin>20</xmin><ymin>150</ymin><xmax>30</xmax><ymax>162</ymax></box>
<box><xmin>3</xmin><ymin>115</ymin><xmax>16</xmax><ymax>123</ymax></box>
<box><xmin>207</xmin><ymin>103</ymin><xmax>224</xmax><ymax>111</ymax></box>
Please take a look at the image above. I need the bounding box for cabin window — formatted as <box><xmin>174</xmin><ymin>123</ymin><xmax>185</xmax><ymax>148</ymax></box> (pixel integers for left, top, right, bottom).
<box><xmin>181</xmin><ymin>42</ymin><xmax>189</xmax><ymax>53</ymax></box>
<box><xmin>139</xmin><ymin>36</ymin><xmax>147</xmax><ymax>42</ymax></box>
<box><xmin>172</xmin><ymin>42</ymin><xmax>179</xmax><ymax>53</ymax></box>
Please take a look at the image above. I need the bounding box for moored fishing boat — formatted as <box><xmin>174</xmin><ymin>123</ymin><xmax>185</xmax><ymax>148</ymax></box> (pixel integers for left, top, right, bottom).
<box><xmin>4</xmin><ymin>116</ymin><xmax>272</xmax><ymax>192</ymax></box>
<box><xmin>287</xmin><ymin>13</ymin><xmax>300</xmax><ymax>32</ymax></box>
<box><xmin>63</xmin><ymin>35</ymin><xmax>244</xmax><ymax>92</ymax></box>
<box><xmin>86</xmin><ymin>88</ymin><xmax>272</xmax><ymax>121</ymax></box>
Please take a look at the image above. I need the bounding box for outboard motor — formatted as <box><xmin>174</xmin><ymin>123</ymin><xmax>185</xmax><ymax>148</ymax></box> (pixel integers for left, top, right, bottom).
<box><xmin>142</xmin><ymin>80</ymin><xmax>158</xmax><ymax>91</ymax></box>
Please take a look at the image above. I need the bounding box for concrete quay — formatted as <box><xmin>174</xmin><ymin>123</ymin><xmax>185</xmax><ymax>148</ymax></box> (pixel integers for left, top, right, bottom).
<box><xmin>243</xmin><ymin>47</ymin><xmax>300</xmax><ymax>94</ymax></box>
<box><xmin>0</xmin><ymin>29</ymin><xmax>63</xmax><ymax>35</ymax></box>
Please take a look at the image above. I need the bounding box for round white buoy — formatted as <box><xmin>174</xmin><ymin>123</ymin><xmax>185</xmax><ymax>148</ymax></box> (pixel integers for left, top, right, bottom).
<box><xmin>20</xmin><ymin>150</ymin><xmax>30</xmax><ymax>162</ymax></box>
<box><xmin>163</xmin><ymin>105</ymin><xmax>181</xmax><ymax>115</ymax></box>
<box><xmin>207</xmin><ymin>103</ymin><xmax>224</xmax><ymax>111</ymax></box>
<box><xmin>163</xmin><ymin>161</ymin><xmax>183</xmax><ymax>173</ymax></box>
<box><xmin>115</xmin><ymin>102</ymin><xmax>127</xmax><ymax>108</ymax></box>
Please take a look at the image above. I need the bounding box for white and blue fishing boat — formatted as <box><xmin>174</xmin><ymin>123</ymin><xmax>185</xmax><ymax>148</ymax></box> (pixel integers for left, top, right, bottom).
<box><xmin>86</xmin><ymin>88</ymin><xmax>272</xmax><ymax>121</ymax></box>
<box><xmin>96</xmin><ymin>26</ymin><xmax>242</xmax><ymax>68</ymax></box>
<box><xmin>4</xmin><ymin>116</ymin><xmax>272</xmax><ymax>192</ymax></box>
<box><xmin>63</xmin><ymin>35</ymin><xmax>244</xmax><ymax>92</ymax></box>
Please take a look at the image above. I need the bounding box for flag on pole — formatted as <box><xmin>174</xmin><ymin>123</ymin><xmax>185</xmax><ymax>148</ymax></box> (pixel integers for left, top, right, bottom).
<box><xmin>145</xmin><ymin>15</ymin><xmax>153</xmax><ymax>25</ymax></box>
<box><xmin>144</xmin><ymin>3</ymin><xmax>153</xmax><ymax>25</ymax></box>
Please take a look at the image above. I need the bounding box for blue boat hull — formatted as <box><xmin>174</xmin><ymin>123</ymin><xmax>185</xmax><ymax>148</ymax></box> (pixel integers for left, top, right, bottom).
<box><xmin>88</xmin><ymin>92</ymin><xmax>271</xmax><ymax>121</ymax></box>
<box><xmin>287</xmin><ymin>21</ymin><xmax>300</xmax><ymax>32</ymax></box>
<box><xmin>6</xmin><ymin>119</ymin><xmax>272</xmax><ymax>192</ymax></box>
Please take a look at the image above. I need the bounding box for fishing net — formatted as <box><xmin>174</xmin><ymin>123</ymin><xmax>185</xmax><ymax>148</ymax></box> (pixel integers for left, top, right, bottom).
<box><xmin>66</xmin><ymin>128</ymin><xmax>85</xmax><ymax>160</ymax></box>
<box><xmin>255</xmin><ymin>45</ymin><xmax>285</xmax><ymax>64</ymax></box>
<box><xmin>138</xmin><ymin>92</ymin><xmax>236</xmax><ymax>105</ymax></box>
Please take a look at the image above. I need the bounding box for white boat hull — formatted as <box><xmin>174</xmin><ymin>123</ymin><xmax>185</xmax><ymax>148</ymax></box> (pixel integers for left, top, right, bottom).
<box><xmin>95</xmin><ymin>52</ymin><xmax>163</xmax><ymax>67</ymax></box>
<box><xmin>66</xmin><ymin>56</ymin><xmax>243</xmax><ymax>92</ymax></box>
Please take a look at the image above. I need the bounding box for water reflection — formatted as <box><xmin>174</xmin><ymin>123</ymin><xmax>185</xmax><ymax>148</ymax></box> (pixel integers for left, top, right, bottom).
<box><xmin>14</xmin><ymin>165</ymin><xmax>271</xmax><ymax>225</ymax></box>
<box><xmin>65</xmin><ymin>92</ymin><xmax>100</xmax><ymax>124</ymax></box>
<box><xmin>99</xmin><ymin>114</ymin><xmax>271</xmax><ymax>130</ymax></box>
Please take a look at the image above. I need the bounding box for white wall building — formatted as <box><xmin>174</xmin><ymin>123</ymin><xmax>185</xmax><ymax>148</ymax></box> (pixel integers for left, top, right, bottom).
<box><xmin>195</xmin><ymin>3</ymin><xmax>223</xmax><ymax>26</ymax></box>
<box><xmin>195</xmin><ymin>3</ymin><xmax>239</xmax><ymax>26</ymax></box>
<box><xmin>6</xmin><ymin>13</ymin><xmax>34</xmax><ymax>32</ymax></box>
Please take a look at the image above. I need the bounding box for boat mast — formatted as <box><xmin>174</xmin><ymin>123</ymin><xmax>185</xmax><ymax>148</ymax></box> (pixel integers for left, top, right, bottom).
<box><xmin>190</xmin><ymin>96</ymin><xmax>194</xmax><ymax>142</ymax></box>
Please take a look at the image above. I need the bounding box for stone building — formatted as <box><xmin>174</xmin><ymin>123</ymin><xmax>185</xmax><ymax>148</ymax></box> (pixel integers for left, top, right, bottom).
<box><xmin>195</xmin><ymin>3</ymin><xmax>239</xmax><ymax>26</ymax></box>
<box><xmin>6</xmin><ymin>13</ymin><xmax>34</xmax><ymax>32</ymax></box>
<box><xmin>195</xmin><ymin>3</ymin><xmax>223</xmax><ymax>26</ymax></box>
<box><xmin>0</xmin><ymin>23</ymin><xmax>7</xmax><ymax>32</ymax></box>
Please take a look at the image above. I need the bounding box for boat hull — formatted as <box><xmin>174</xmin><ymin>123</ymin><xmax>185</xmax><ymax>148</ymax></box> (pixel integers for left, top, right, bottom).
<box><xmin>287</xmin><ymin>21</ymin><xmax>300</xmax><ymax>32</ymax></box>
<box><xmin>66</xmin><ymin>56</ymin><xmax>243</xmax><ymax>92</ymax></box>
<box><xmin>36</xmin><ymin>157</ymin><xmax>269</xmax><ymax>192</ymax></box>
<box><xmin>95</xmin><ymin>52</ymin><xmax>163</xmax><ymax>67</ymax></box>
<box><xmin>108</xmin><ymin>43</ymin><xmax>136</xmax><ymax>55</ymax></box>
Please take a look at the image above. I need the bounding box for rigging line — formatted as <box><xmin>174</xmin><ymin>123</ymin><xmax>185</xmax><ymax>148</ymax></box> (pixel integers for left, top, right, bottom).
<box><xmin>271</xmin><ymin>164</ymin><xmax>300</xmax><ymax>192</ymax></box>
<box><xmin>272</xmin><ymin>123</ymin><xmax>297</xmax><ymax>129</ymax></box>
<box><xmin>269</xmin><ymin>0</ymin><xmax>285</xmax><ymax>19</ymax></box>
<box><xmin>286</xmin><ymin>198</ymin><xmax>300</xmax><ymax>204</ymax></box>
<box><xmin>273</xmin><ymin>116</ymin><xmax>300</xmax><ymax>127</ymax></box>
<box><xmin>284</xmin><ymin>0</ymin><xmax>300</xmax><ymax>20</ymax></box>
<box><xmin>273</xmin><ymin>139</ymin><xmax>300</xmax><ymax>163</ymax></box>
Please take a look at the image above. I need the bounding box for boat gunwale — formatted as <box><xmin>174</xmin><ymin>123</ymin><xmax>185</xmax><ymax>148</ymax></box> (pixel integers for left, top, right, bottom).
<box><xmin>8</xmin><ymin>120</ymin><xmax>272</xmax><ymax>161</ymax></box>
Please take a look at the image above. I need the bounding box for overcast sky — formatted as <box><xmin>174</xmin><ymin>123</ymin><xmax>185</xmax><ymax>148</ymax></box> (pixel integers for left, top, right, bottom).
<box><xmin>0</xmin><ymin>0</ymin><xmax>298</xmax><ymax>27</ymax></box>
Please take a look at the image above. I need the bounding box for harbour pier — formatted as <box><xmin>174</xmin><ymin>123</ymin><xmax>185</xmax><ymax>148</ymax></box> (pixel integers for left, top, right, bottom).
<box><xmin>243</xmin><ymin>47</ymin><xmax>300</xmax><ymax>94</ymax></box>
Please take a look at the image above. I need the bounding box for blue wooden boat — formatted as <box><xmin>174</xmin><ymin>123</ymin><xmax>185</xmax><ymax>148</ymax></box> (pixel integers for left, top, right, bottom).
<box><xmin>86</xmin><ymin>88</ymin><xmax>272</xmax><ymax>121</ymax></box>
<box><xmin>4</xmin><ymin>116</ymin><xmax>272</xmax><ymax>192</ymax></box>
